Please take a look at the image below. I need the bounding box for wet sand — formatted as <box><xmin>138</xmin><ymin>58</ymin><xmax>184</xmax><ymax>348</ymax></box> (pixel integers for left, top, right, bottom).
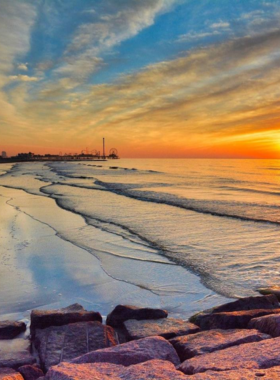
<box><xmin>0</xmin><ymin>184</ymin><xmax>230</xmax><ymax>321</ymax></box>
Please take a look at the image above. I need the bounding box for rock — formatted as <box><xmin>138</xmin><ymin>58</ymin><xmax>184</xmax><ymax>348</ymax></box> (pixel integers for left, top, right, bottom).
<box><xmin>258</xmin><ymin>286</ymin><xmax>280</xmax><ymax>301</ymax></box>
<box><xmin>0</xmin><ymin>368</ymin><xmax>24</xmax><ymax>380</ymax></box>
<box><xmin>0</xmin><ymin>339</ymin><xmax>36</xmax><ymax>369</ymax></box>
<box><xmin>34</xmin><ymin>321</ymin><xmax>117</xmax><ymax>371</ymax></box>
<box><xmin>190</xmin><ymin>366</ymin><xmax>280</xmax><ymax>379</ymax></box>
<box><xmin>195</xmin><ymin>309</ymin><xmax>280</xmax><ymax>330</ymax></box>
<box><xmin>170</xmin><ymin>328</ymin><xmax>270</xmax><ymax>361</ymax></box>
<box><xmin>249</xmin><ymin>313</ymin><xmax>280</xmax><ymax>337</ymax></box>
<box><xmin>30</xmin><ymin>304</ymin><xmax>101</xmax><ymax>335</ymax></box>
<box><xmin>212</xmin><ymin>294</ymin><xmax>279</xmax><ymax>312</ymax></box>
<box><xmin>106</xmin><ymin>305</ymin><xmax>168</xmax><ymax>328</ymax></box>
<box><xmin>72</xmin><ymin>336</ymin><xmax>180</xmax><ymax>366</ymax></box>
<box><xmin>178</xmin><ymin>336</ymin><xmax>280</xmax><ymax>375</ymax></box>
<box><xmin>190</xmin><ymin>295</ymin><xmax>280</xmax><ymax>324</ymax></box>
<box><xmin>123</xmin><ymin>318</ymin><xmax>200</xmax><ymax>340</ymax></box>
<box><xmin>0</xmin><ymin>321</ymin><xmax>26</xmax><ymax>340</ymax></box>
<box><xmin>18</xmin><ymin>366</ymin><xmax>44</xmax><ymax>380</ymax></box>
<box><xmin>45</xmin><ymin>360</ymin><xmax>187</xmax><ymax>380</ymax></box>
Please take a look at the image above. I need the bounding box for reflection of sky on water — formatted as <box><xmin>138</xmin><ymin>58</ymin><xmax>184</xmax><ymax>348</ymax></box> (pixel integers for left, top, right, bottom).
<box><xmin>0</xmin><ymin>185</ymin><xmax>227</xmax><ymax>319</ymax></box>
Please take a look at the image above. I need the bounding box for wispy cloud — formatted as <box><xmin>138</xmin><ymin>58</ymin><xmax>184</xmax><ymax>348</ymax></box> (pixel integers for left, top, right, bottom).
<box><xmin>210</xmin><ymin>21</ymin><xmax>230</xmax><ymax>29</ymax></box>
<box><xmin>9</xmin><ymin>74</ymin><xmax>39</xmax><ymax>82</ymax></box>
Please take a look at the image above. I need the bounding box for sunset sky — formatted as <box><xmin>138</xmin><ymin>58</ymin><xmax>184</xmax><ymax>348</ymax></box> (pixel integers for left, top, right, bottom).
<box><xmin>1</xmin><ymin>0</ymin><xmax>280</xmax><ymax>158</ymax></box>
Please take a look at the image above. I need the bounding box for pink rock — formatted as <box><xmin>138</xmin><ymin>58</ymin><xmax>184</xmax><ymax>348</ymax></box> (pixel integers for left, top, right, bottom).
<box><xmin>34</xmin><ymin>321</ymin><xmax>117</xmax><ymax>371</ymax></box>
<box><xmin>190</xmin><ymin>366</ymin><xmax>280</xmax><ymax>379</ymax></box>
<box><xmin>0</xmin><ymin>321</ymin><xmax>26</xmax><ymax>340</ymax></box>
<box><xmin>18</xmin><ymin>366</ymin><xmax>44</xmax><ymax>380</ymax></box>
<box><xmin>106</xmin><ymin>305</ymin><xmax>168</xmax><ymax>328</ymax></box>
<box><xmin>178</xmin><ymin>336</ymin><xmax>280</xmax><ymax>375</ymax></box>
<box><xmin>212</xmin><ymin>294</ymin><xmax>279</xmax><ymax>313</ymax></box>
<box><xmin>196</xmin><ymin>309</ymin><xmax>280</xmax><ymax>330</ymax></box>
<box><xmin>170</xmin><ymin>328</ymin><xmax>270</xmax><ymax>361</ymax></box>
<box><xmin>30</xmin><ymin>304</ymin><xmax>101</xmax><ymax>335</ymax></box>
<box><xmin>45</xmin><ymin>360</ymin><xmax>187</xmax><ymax>380</ymax></box>
<box><xmin>124</xmin><ymin>318</ymin><xmax>200</xmax><ymax>340</ymax></box>
<box><xmin>249</xmin><ymin>313</ymin><xmax>280</xmax><ymax>337</ymax></box>
<box><xmin>0</xmin><ymin>368</ymin><xmax>24</xmax><ymax>380</ymax></box>
<box><xmin>72</xmin><ymin>336</ymin><xmax>180</xmax><ymax>366</ymax></box>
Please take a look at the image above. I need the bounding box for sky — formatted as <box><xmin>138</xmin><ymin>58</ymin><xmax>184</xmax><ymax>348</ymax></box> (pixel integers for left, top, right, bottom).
<box><xmin>1</xmin><ymin>0</ymin><xmax>280</xmax><ymax>158</ymax></box>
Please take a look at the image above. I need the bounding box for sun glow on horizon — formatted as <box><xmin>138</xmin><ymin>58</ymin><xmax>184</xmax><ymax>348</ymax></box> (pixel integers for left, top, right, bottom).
<box><xmin>1</xmin><ymin>0</ymin><xmax>280</xmax><ymax>158</ymax></box>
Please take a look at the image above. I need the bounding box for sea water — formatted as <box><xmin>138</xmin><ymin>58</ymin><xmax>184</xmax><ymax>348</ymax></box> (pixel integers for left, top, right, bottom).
<box><xmin>1</xmin><ymin>159</ymin><xmax>280</xmax><ymax>318</ymax></box>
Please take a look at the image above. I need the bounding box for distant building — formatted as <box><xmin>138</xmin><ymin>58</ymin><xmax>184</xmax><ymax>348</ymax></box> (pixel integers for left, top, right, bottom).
<box><xmin>2</xmin><ymin>151</ymin><xmax>7</xmax><ymax>158</ymax></box>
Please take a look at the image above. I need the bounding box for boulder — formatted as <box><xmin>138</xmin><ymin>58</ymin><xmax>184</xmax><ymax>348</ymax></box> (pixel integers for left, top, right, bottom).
<box><xmin>0</xmin><ymin>339</ymin><xmax>36</xmax><ymax>369</ymax></box>
<box><xmin>106</xmin><ymin>305</ymin><xmax>168</xmax><ymax>328</ymax></box>
<box><xmin>30</xmin><ymin>304</ymin><xmax>101</xmax><ymax>335</ymax></box>
<box><xmin>211</xmin><ymin>294</ymin><xmax>279</xmax><ymax>313</ymax></box>
<box><xmin>258</xmin><ymin>286</ymin><xmax>280</xmax><ymax>301</ymax></box>
<box><xmin>0</xmin><ymin>321</ymin><xmax>26</xmax><ymax>340</ymax></box>
<box><xmin>195</xmin><ymin>309</ymin><xmax>280</xmax><ymax>330</ymax></box>
<box><xmin>33</xmin><ymin>321</ymin><xmax>117</xmax><ymax>371</ymax></box>
<box><xmin>71</xmin><ymin>336</ymin><xmax>180</xmax><ymax>366</ymax></box>
<box><xmin>45</xmin><ymin>360</ymin><xmax>187</xmax><ymax>380</ymax></box>
<box><xmin>249</xmin><ymin>313</ymin><xmax>280</xmax><ymax>337</ymax></box>
<box><xmin>178</xmin><ymin>336</ymin><xmax>280</xmax><ymax>375</ymax></box>
<box><xmin>0</xmin><ymin>368</ymin><xmax>24</xmax><ymax>380</ymax></box>
<box><xmin>170</xmin><ymin>328</ymin><xmax>270</xmax><ymax>361</ymax></box>
<box><xmin>190</xmin><ymin>366</ymin><xmax>280</xmax><ymax>379</ymax></box>
<box><xmin>123</xmin><ymin>318</ymin><xmax>200</xmax><ymax>340</ymax></box>
<box><xmin>190</xmin><ymin>295</ymin><xmax>280</xmax><ymax>324</ymax></box>
<box><xmin>18</xmin><ymin>366</ymin><xmax>44</xmax><ymax>380</ymax></box>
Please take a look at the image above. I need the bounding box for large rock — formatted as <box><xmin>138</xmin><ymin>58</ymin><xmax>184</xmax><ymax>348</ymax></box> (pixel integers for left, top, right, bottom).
<box><xmin>30</xmin><ymin>304</ymin><xmax>101</xmax><ymax>335</ymax></box>
<box><xmin>0</xmin><ymin>322</ymin><xmax>26</xmax><ymax>340</ymax></box>
<box><xmin>0</xmin><ymin>339</ymin><xmax>35</xmax><ymax>369</ymax></box>
<box><xmin>123</xmin><ymin>318</ymin><xmax>200</xmax><ymax>340</ymax></box>
<box><xmin>72</xmin><ymin>336</ymin><xmax>180</xmax><ymax>366</ymax></box>
<box><xmin>0</xmin><ymin>368</ymin><xmax>24</xmax><ymax>380</ymax></box>
<box><xmin>18</xmin><ymin>366</ymin><xmax>44</xmax><ymax>380</ymax></box>
<box><xmin>211</xmin><ymin>294</ymin><xmax>279</xmax><ymax>313</ymax></box>
<box><xmin>178</xmin><ymin>336</ymin><xmax>280</xmax><ymax>375</ymax></box>
<box><xmin>190</xmin><ymin>366</ymin><xmax>280</xmax><ymax>379</ymax></box>
<box><xmin>190</xmin><ymin>295</ymin><xmax>280</xmax><ymax>324</ymax></box>
<box><xmin>170</xmin><ymin>328</ymin><xmax>270</xmax><ymax>361</ymax></box>
<box><xmin>34</xmin><ymin>321</ymin><xmax>117</xmax><ymax>371</ymax></box>
<box><xmin>258</xmin><ymin>286</ymin><xmax>280</xmax><ymax>301</ymax></box>
<box><xmin>45</xmin><ymin>360</ymin><xmax>187</xmax><ymax>380</ymax></box>
<box><xmin>106</xmin><ymin>305</ymin><xmax>168</xmax><ymax>328</ymax></box>
<box><xmin>195</xmin><ymin>309</ymin><xmax>280</xmax><ymax>330</ymax></box>
<box><xmin>249</xmin><ymin>313</ymin><xmax>280</xmax><ymax>337</ymax></box>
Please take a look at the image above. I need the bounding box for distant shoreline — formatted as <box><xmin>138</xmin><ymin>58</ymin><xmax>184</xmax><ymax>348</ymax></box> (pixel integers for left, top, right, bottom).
<box><xmin>0</xmin><ymin>158</ymin><xmax>108</xmax><ymax>163</ymax></box>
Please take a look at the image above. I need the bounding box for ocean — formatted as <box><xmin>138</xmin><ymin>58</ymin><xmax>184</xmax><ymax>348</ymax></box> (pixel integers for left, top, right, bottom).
<box><xmin>0</xmin><ymin>159</ymin><xmax>280</xmax><ymax>320</ymax></box>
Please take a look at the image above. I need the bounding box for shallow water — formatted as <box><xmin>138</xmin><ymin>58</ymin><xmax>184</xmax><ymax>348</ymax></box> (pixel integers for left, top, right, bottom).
<box><xmin>1</xmin><ymin>159</ymin><xmax>280</xmax><ymax>318</ymax></box>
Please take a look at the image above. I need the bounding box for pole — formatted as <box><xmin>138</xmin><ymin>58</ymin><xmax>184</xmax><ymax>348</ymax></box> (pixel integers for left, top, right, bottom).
<box><xmin>103</xmin><ymin>138</ymin><xmax>105</xmax><ymax>159</ymax></box>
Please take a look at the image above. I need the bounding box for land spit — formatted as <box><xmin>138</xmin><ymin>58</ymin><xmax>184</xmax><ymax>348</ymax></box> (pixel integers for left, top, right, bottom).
<box><xmin>1</xmin><ymin>292</ymin><xmax>280</xmax><ymax>379</ymax></box>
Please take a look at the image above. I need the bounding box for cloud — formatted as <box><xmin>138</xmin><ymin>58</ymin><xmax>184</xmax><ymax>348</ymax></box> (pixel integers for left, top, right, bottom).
<box><xmin>178</xmin><ymin>30</ymin><xmax>220</xmax><ymax>42</ymax></box>
<box><xmin>9</xmin><ymin>75</ymin><xmax>39</xmax><ymax>82</ymax></box>
<box><xmin>2</xmin><ymin>1</ymin><xmax>280</xmax><ymax>157</ymax></box>
<box><xmin>15</xmin><ymin>23</ymin><xmax>280</xmax><ymax>156</ymax></box>
<box><xmin>0</xmin><ymin>1</ymin><xmax>36</xmax><ymax>77</ymax></box>
<box><xmin>210</xmin><ymin>21</ymin><xmax>230</xmax><ymax>29</ymax></box>
<box><xmin>52</xmin><ymin>0</ymin><xmax>179</xmax><ymax>82</ymax></box>
<box><xmin>17</xmin><ymin>63</ymin><xmax>28</xmax><ymax>71</ymax></box>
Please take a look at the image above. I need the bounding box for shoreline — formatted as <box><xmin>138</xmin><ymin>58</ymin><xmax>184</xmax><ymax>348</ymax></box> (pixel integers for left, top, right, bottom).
<box><xmin>0</xmin><ymin>184</ymin><xmax>231</xmax><ymax>323</ymax></box>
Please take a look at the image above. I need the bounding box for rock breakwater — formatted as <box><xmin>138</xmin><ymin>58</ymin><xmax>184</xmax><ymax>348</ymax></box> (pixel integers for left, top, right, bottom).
<box><xmin>2</xmin><ymin>294</ymin><xmax>280</xmax><ymax>379</ymax></box>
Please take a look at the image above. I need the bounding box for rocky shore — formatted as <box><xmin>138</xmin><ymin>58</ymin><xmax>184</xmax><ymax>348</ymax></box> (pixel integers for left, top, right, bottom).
<box><xmin>2</xmin><ymin>290</ymin><xmax>280</xmax><ymax>379</ymax></box>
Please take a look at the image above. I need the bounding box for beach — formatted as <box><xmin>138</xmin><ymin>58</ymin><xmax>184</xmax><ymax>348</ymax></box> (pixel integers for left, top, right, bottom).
<box><xmin>1</xmin><ymin>159</ymin><xmax>280</xmax><ymax>321</ymax></box>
